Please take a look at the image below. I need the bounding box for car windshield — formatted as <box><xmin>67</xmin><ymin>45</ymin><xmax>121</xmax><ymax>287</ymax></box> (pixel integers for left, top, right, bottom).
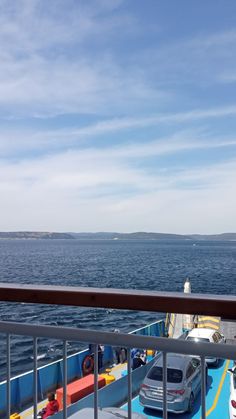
<box><xmin>147</xmin><ymin>366</ymin><xmax>183</xmax><ymax>383</ymax></box>
<box><xmin>187</xmin><ymin>337</ymin><xmax>210</xmax><ymax>343</ymax></box>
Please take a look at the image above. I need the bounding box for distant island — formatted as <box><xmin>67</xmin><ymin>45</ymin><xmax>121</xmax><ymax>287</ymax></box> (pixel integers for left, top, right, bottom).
<box><xmin>0</xmin><ymin>232</ymin><xmax>74</xmax><ymax>240</ymax></box>
<box><xmin>71</xmin><ymin>232</ymin><xmax>236</xmax><ymax>241</ymax></box>
<box><xmin>0</xmin><ymin>231</ymin><xmax>235</xmax><ymax>240</ymax></box>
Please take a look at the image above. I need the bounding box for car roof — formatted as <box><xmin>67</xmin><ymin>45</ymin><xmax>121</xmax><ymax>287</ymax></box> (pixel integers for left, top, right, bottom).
<box><xmin>155</xmin><ymin>353</ymin><xmax>192</xmax><ymax>370</ymax></box>
<box><xmin>187</xmin><ymin>328</ymin><xmax>215</xmax><ymax>338</ymax></box>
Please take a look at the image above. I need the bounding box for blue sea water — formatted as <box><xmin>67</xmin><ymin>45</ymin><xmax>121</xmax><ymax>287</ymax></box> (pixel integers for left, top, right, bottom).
<box><xmin>0</xmin><ymin>238</ymin><xmax>235</xmax><ymax>379</ymax></box>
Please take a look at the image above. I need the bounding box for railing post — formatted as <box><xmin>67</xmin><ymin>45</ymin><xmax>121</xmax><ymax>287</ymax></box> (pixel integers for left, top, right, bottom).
<box><xmin>127</xmin><ymin>348</ymin><xmax>132</xmax><ymax>419</ymax></box>
<box><xmin>163</xmin><ymin>351</ymin><xmax>168</xmax><ymax>419</ymax></box>
<box><xmin>63</xmin><ymin>340</ymin><xmax>67</xmax><ymax>419</ymax></box>
<box><xmin>33</xmin><ymin>337</ymin><xmax>38</xmax><ymax>419</ymax></box>
<box><xmin>94</xmin><ymin>344</ymin><xmax>98</xmax><ymax>419</ymax></box>
<box><xmin>201</xmin><ymin>355</ymin><xmax>206</xmax><ymax>419</ymax></box>
<box><xmin>6</xmin><ymin>333</ymin><xmax>11</xmax><ymax>419</ymax></box>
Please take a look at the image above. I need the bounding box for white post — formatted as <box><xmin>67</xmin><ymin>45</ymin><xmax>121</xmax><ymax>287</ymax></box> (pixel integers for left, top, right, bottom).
<box><xmin>182</xmin><ymin>278</ymin><xmax>194</xmax><ymax>332</ymax></box>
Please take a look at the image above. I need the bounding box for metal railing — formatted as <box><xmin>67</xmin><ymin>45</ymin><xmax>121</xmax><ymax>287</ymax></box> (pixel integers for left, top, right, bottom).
<box><xmin>1</xmin><ymin>283</ymin><xmax>236</xmax><ymax>419</ymax></box>
<box><xmin>0</xmin><ymin>320</ymin><xmax>235</xmax><ymax>419</ymax></box>
<box><xmin>1</xmin><ymin>282</ymin><xmax>236</xmax><ymax>319</ymax></box>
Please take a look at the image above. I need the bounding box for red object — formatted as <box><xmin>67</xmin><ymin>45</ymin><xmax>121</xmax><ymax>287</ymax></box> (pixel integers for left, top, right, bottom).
<box><xmin>42</xmin><ymin>399</ymin><xmax>59</xmax><ymax>418</ymax></box>
<box><xmin>231</xmin><ymin>399</ymin><xmax>236</xmax><ymax>408</ymax></box>
<box><xmin>56</xmin><ymin>374</ymin><xmax>106</xmax><ymax>409</ymax></box>
<box><xmin>82</xmin><ymin>354</ymin><xmax>94</xmax><ymax>375</ymax></box>
<box><xmin>168</xmin><ymin>389</ymin><xmax>185</xmax><ymax>395</ymax></box>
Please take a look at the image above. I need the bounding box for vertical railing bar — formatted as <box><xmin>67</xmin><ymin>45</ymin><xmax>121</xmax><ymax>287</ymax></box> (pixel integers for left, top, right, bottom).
<box><xmin>6</xmin><ymin>333</ymin><xmax>11</xmax><ymax>419</ymax></box>
<box><xmin>33</xmin><ymin>337</ymin><xmax>38</xmax><ymax>419</ymax></box>
<box><xmin>201</xmin><ymin>355</ymin><xmax>206</xmax><ymax>419</ymax></box>
<box><xmin>63</xmin><ymin>340</ymin><xmax>67</xmax><ymax>419</ymax></box>
<box><xmin>127</xmin><ymin>348</ymin><xmax>132</xmax><ymax>419</ymax></box>
<box><xmin>94</xmin><ymin>345</ymin><xmax>98</xmax><ymax>419</ymax></box>
<box><xmin>163</xmin><ymin>351</ymin><xmax>168</xmax><ymax>419</ymax></box>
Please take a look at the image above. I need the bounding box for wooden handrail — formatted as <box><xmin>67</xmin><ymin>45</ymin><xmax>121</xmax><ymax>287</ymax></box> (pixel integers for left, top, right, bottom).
<box><xmin>0</xmin><ymin>282</ymin><xmax>236</xmax><ymax>320</ymax></box>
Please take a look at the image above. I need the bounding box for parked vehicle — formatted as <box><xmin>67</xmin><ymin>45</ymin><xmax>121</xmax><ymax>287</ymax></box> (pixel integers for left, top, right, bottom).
<box><xmin>228</xmin><ymin>364</ymin><xmax>236</xmax><ymax>419</ymax></box>
<box><xmin>186</xmin><ymin>327</ymin><xmax>225</xmax><ymax>365</ymax></box>
<box><xmin>139</xmin><ymin>353</ymin><xmax>203</xmax><ymax>414</ymax></box>
<box><xmin>70</xmin><ymin>407</ymin><xmax>148</xmax><ymax>418</ymax></box>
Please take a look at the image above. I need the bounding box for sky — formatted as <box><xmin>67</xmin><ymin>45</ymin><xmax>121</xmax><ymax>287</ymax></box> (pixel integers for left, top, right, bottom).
<box><xmin>0</xmin><ymin>0</ymin><xmax>236</xmax><ymax>234</ymax></box>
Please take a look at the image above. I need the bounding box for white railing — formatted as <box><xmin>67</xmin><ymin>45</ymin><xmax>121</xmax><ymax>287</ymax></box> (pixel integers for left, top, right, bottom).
<box><xmin>0</xmin><ymin>320</ymin><xmax>235</xmax><ymax>419</ymax></box>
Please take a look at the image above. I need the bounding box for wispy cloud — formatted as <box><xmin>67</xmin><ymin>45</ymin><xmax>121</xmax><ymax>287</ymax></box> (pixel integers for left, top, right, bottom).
<box><xmin>56</xmin><ymin>105</ymin><xmax>236</xmax><ymax>138</ymax></box>
<box><xmin>0</xmin><ymin>0</ymin><xmax>167</xmax><ymax>118</ymax></box>
<box><xmin>0</xmin><ymin>144</ymin><xmax>235</xmax><ymax>233</ymax></box>
<box><xmin>1</xmin><ymin>121</ymin><xmax>236</xmax><ymax>160</ymax></box>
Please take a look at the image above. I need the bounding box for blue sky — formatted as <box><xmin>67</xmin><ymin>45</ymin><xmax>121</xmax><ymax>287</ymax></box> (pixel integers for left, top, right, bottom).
<box><xmin>0</xmin><ymin>0</ymin><xmax>236</xmax><ymax>234</ymax></box>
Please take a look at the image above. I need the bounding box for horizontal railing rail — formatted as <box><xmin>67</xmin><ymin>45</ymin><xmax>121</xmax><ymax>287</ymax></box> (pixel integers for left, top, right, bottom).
<box><xmin>1</xmin><ymin>282</ymin><xmax>236</xmax><ymax>319</ymax></box>
<box><xmin>0</xmin><ymin>320</ymin><xmax>235</xmax><ymax>360</ymax></box>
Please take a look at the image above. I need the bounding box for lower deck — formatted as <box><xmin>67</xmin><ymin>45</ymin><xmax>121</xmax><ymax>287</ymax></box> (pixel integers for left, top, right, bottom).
<box><xmin>19</xmin><ymin>355</ymin><xmax>233</xmax><ymax>419</ymax></box>
<box><xmin>17</xmin><ymin>318</ymin><xmax>235</xmax><ymax>419</ymax></box>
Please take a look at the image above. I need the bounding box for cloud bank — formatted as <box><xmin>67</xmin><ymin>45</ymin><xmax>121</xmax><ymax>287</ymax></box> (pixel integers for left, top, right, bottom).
<box><xmin>0</xmin><ymin>1</ymin><xmax>236</xmax><ymax>233</ymax></box>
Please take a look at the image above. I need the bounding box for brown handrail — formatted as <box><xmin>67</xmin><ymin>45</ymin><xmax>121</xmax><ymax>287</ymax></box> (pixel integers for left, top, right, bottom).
<box><xmin>0</xmin><ymin>282</ymin><xmax>236</xmax><ymax>320</ymax></box>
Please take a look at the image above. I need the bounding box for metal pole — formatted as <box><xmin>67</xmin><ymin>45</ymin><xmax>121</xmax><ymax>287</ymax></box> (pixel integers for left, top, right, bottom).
<box><xmin>94</xmin><ymin>345</ymin><xmax>98</xmax><ymax>419</ymax></box>
<box><xmin>33</xmin><ymin>337</ymin><xmax>38</xmax><ymax>419</ymax></box>
<box><xmin>63</xmin><ymin>340</ymin><xmax>67</xmax><ymax>419</ymax></box>
<box><xmin>6</xmin><ymin>334</ymin><xmax>11</xmax><ymax>419</ymax></box>
<box><xmin>163</xmin><ymin>351</ymin><xmax>168</xmax><ymax>419</ymax></box>
<box><xmin>201</xmin><ymin>355</ymin><xmax>206</xmax><ymax>419</ymax></box>
<box><xmin>127</xmin><ymin>348</ymin><xmax>132</xmax><ymax>419</ymax></box>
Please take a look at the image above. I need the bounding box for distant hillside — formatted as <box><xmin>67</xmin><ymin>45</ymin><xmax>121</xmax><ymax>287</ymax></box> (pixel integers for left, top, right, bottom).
<box><xmin>189</xmin><ymin>233</ymin><xmax>236</xmax><ymax>241</ymax></box>
<box><xmin>71</xmin><ymin>232</ymin><xmax>236</xmax><ymax>241</ymax></box>
<box><xmin>1</xmin><ymin>231</ymin><xmax>236</xmax><ymax>241</ymax></box>
<box><xmin>0</xmin><ymin>232</ymin><xmax>74</xmax><ymax>239</ymax></box>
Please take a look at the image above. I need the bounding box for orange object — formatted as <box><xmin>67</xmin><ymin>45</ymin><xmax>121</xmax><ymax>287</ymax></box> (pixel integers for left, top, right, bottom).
<box><xmin>56</xmin><ymin>374</ymin><xmax>106</xmax><ymax>409</ymax></box>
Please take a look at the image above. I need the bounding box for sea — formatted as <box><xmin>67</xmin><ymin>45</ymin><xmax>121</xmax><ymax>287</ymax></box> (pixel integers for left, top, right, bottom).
<box><xmin>0</xmin><ymin>238</ymin><xmax>236</xmax><ymax>380</ymax></box>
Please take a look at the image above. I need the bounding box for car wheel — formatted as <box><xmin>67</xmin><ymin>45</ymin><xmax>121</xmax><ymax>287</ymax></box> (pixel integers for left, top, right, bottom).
<box><xmin>188</xmin><ymin>392</ymin><xmax>194</xmax><ymax>413</ymax></box>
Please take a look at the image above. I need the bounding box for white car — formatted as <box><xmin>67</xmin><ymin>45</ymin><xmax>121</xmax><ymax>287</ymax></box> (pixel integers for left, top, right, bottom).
<box><xmin>70</xmin><ymin>407</ymin><xmax>148</xmax><ymax>419</ymax></box>
<box><xmin>228</xmin><ymin>364</ymin><xmax>236</xmax><ymax>419</ymax></box>
<box><xmin>186</xmin><ymin>328</ymin><xmax>225</xmax><ymax>365</ymax></box>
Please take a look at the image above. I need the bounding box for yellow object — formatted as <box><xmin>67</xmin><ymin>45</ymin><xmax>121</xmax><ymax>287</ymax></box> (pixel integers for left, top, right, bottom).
<box><xmin>100</xmin><ymin>373</ymin><xmax>116</xmax><ymax>384</ymax></box>
<box><xmin>146</xmin><ymin>349</ymin><xmax>154</xmax><ymax>357</ymax></box>
<box><xmin>10</xmin><ymin>414</ymin><xmax>21</xmax><ymax>419</ymax></box>
<box><xmin>197</xmin><ymin>316</ymin><xmax>220</xmax><ymax>330</ymax></box>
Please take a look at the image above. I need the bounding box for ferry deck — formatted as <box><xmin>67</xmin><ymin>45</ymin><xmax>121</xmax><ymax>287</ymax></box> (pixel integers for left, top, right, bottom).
<box><xmin>15</xmin><ymin>356</ymin><xmax>233</xmax><ymax>418</ymax></box>
<box><xmin>22</xmin><ymin>317</ymin><xmax>234</xmax><ymax>419</ymax></box>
